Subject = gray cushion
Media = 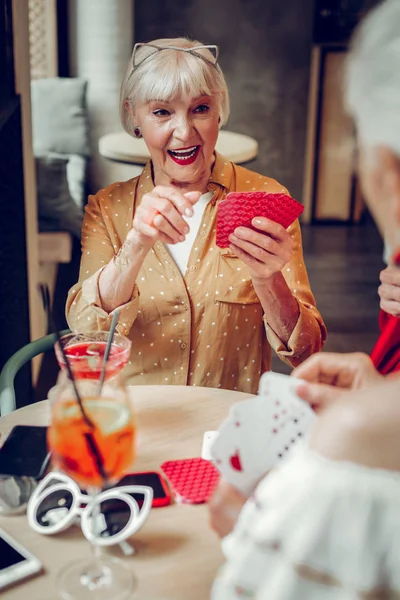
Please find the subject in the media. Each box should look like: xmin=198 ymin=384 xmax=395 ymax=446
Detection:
xmin=47 ymin=152 xmax=87 ymax=208
xmin=36 ymin=156 xmax=84 ymax=239
xmin=66 ymin=154 xmax=87 ymax=208
xmin=31 ymin=78 xmax=90 ymax=157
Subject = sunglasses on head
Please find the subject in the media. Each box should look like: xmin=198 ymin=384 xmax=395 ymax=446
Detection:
xmin=131 ymin=42 xmax=219 ymax=71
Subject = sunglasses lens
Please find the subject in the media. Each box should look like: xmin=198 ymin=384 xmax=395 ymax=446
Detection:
xmin=36 ymin=489 xmax=74 ymax=528
xmin=96 ymin=497 xmax=132 ymax=538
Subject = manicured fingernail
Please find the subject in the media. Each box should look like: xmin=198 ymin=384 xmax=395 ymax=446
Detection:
xmin=253 ymin=218 xmax=262 ymax=225
xmin=179 ymin=235 xmax=185 ymax=242
xmin=230 ymin=234 xmax=238 ymax=242
xmin=185 ymin=208 xmax=193 ymax=217
xmin=183 ymin=225 xmax=190 ymax=234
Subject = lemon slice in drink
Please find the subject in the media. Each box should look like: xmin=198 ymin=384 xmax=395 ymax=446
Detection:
xmin=62 ymin=399 xmax=131 ymax=435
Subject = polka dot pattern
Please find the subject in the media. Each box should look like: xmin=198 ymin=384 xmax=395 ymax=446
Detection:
xmin=66 ymin=153 xmax=326 ymax=394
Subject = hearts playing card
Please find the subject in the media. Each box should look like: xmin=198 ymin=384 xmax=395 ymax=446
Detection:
xmin=210 ymin=373 xmax=316 ymax=495
xmin=216 ymin=191 xmax=304 ymax=248
xmin=209 ymin=404 xmax=261 ymax=495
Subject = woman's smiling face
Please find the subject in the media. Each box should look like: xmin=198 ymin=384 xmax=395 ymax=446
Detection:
xmin=133 ymin=94 xmax=220 ymax=191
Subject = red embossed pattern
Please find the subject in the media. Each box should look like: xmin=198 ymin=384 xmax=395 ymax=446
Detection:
xmin=161 ymin=457 xmax=220 ymax=504
xmin=216 ymin=191 xmax=304 ymax=248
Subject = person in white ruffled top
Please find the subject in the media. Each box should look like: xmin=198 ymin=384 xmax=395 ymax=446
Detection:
xmin=211 ymin=1 xmax=400 ymax=598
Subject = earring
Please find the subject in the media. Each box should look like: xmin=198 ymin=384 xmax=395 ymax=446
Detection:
xmin=218 ymin=117 xmax=221 ymax=124
xmin=134 ymin=126 xmax=142 ymax=138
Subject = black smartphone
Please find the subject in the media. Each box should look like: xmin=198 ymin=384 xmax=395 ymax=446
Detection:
xmin=0 ymin=425 xmax=50 ymax=479
xmin=117 ymin=472 xmax=171 ymax=508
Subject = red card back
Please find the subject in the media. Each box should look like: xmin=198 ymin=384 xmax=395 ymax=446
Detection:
xmin=216 ymin=191 xmax=304 ymax=248
xmin=160 ymin=458 xmax=220 ymax=504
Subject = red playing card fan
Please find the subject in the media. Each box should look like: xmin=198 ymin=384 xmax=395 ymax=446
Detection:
xmin=160 ymin=458 xmax=220 ymax=504
xmin=216 ymin=191 xmax=304 ymax=248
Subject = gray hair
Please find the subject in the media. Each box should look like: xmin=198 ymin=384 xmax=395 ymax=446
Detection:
xmin=120 ymin=37 xmax=230 ymax=136
xmin=346 ymin=0 xmax=400 ymax=156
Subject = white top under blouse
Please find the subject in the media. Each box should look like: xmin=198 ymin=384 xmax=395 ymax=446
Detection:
xmin=166 ymin=191 xmax=213 ymax=275
xmin=211 ymin=443 xmax=400 ymax=599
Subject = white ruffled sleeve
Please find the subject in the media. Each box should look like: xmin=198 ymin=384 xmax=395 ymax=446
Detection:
xmin=212 ymin=444 xmax=400 ymax=600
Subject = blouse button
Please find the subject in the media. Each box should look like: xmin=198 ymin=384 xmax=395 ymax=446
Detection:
xmin=180 ymin=342 xmax=187 ymax=350
xmin=189 ymin=265 xmax=196 ymax=271
xmin=200 ymin=230 xmax=206 ymax=237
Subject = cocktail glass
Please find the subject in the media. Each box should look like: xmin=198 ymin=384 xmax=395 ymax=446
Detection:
xmin=55 ymin=331 xmax=131 ymax=381
xmin=48 ymin=372 xmax=137 ymax=600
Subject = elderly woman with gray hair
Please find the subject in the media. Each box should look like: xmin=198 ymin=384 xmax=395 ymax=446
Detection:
xmin=211 ymin=1 xmax=400 ymax=598
xmin=66 ymin=38 xmax=325 ymax=393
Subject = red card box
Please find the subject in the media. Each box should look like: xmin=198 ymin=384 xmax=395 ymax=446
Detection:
xmin=160 ymin=458 xmax=220 ymax=504
xmin=216 ymin=191 xmax=304 ymax=248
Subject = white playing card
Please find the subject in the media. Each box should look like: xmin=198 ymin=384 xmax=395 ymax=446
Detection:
xmin=258 ymin=371 xmax=316 ymax=464
xmin=229 ymin=396 xmax=290 ymax=489
xmin=210 ymin=407 xmax=260 ymax=495
xmin=210 ymin=373 xmax=317 ymax=496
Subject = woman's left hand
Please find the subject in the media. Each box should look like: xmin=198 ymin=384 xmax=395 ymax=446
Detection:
xmin=229 ymin=217 xmax=293 ymax=284
xmin=209 ymin=479 xmax=247 ymax=538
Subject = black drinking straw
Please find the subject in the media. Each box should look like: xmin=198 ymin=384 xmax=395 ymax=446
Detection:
xmin=39 ymin=284 xmax=107 ymax=483
xmin=97 ymin=310 xmax=120 ymax=395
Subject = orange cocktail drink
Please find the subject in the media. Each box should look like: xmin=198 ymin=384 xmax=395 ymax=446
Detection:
xmin=48 ymin=390 xmax=136 ymax=489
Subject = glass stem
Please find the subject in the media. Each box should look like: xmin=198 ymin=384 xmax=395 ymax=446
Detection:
xmin=87 ymin=486 xmax=103 ymax=566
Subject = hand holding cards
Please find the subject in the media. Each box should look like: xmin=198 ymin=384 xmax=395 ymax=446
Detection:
xmin=210 ymin=372 xmax=316 ymax=496
xmin=216 ymin=191 xmax=304 ymax=248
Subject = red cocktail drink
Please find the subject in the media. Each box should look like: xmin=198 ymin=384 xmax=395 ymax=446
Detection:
xmin=55 ymin=332 xmax=131 ymax=381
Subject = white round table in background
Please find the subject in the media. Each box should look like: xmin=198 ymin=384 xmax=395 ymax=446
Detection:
xmin=99 ymin=129 xmax=258 ymax=165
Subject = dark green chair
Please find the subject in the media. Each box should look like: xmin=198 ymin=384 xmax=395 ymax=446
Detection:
xmin=0 ymin=329 xmax=70 ymax=416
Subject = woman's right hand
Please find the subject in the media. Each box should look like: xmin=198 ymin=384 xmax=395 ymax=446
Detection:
xmin=378 ymin=265 xmax=400 ymax=317
xmin=128 ymin=186 xmax=201 ymax=249
xmin=291 ymin=352 xmax=383 ymax=412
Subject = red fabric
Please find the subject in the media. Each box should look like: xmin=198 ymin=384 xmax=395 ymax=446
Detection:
xmin=371 ymin=310 xmax=400 ymax=375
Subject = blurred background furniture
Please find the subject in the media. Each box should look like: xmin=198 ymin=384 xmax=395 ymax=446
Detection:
xmin=0 ymin=329 xmax=70 ymax=415
xmin=302 ymin=0 xmax=380 ymax=223
xmin=99 ymin=129 xmax=258 ymax=172
xmin=28 ymin=1 xmax=89 ymax=302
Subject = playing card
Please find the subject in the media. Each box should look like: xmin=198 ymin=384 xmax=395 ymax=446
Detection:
xmin=209 ymin=407 xmax=260 ymax=495
xmin=216 ymin=191 xmax=304 ymax=248
xmin=257 ymin=372 xmax=316 ymax=464
xmin=210 ymin=373 xmax=316 ymax=495
xmin=227 ymin=395 xmax=292 ymax=489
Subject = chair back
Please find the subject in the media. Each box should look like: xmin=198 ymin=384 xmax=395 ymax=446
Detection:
xmin=0 ymin=330 xmax=70 ymax=416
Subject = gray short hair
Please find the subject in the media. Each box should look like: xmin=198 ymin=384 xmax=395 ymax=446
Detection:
xmin=346 ymin=0 xmax=400 ymax=156
xmin=120 ymin=37 xmax=230 ymax=136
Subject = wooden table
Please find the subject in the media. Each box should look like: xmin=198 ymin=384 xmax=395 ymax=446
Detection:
xmin=0 ymin=385 xmax=251 ymax=600
xmin=98 ymin=130 xmax=259 ymax=165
